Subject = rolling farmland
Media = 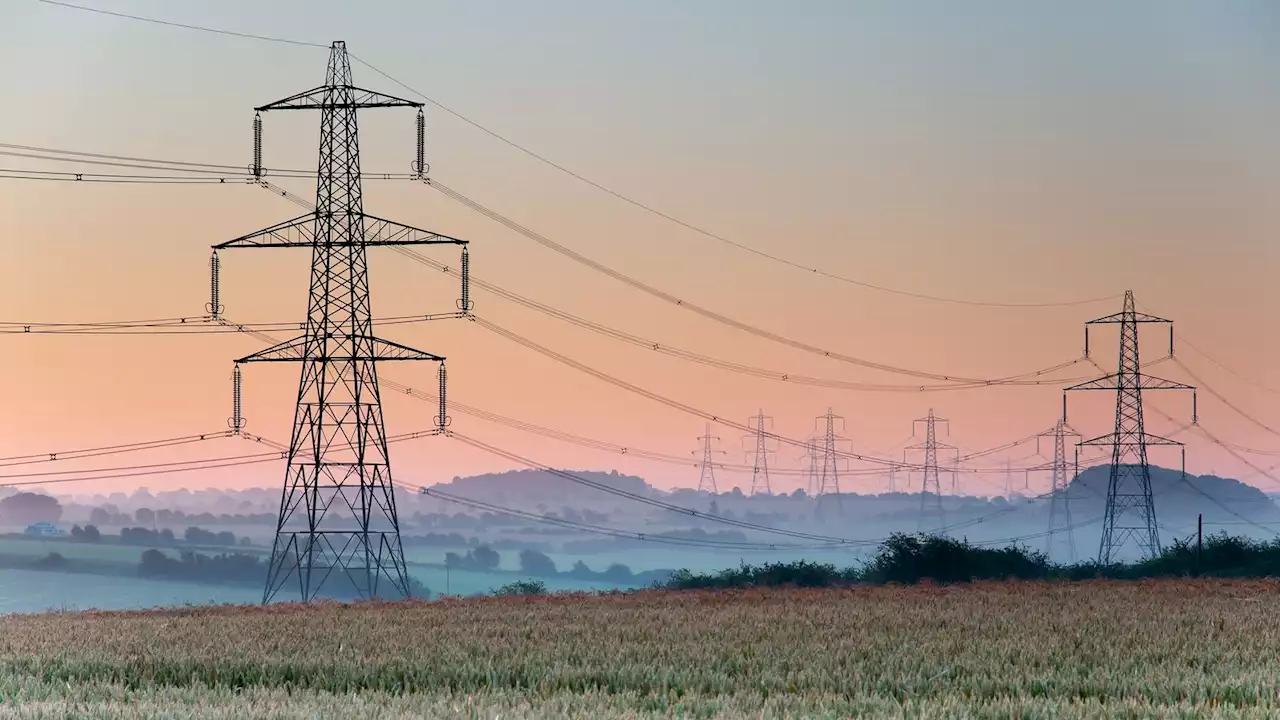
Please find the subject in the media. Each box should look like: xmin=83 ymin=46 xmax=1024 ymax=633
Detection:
xmin=1 ymin=580 xmax=1277 ymax=718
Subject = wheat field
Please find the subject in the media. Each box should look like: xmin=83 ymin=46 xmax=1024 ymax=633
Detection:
xmin=0 ymin=580 xmax=1277 ymax=718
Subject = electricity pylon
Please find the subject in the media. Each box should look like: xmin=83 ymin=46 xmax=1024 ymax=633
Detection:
xmin=1065 ymin=290 xmax=1196 ymax=564
xmin=814 ymin=408 xmax=851 ymax=520
xmin=906 ymin=409 xmax=956 ymax=534
xmin=215 ymin=41 xmax=468 ymax=603
xmin=1026 ymin=419 xmax=1082 ymax=562
xmin=744 ymin=411 xmax=775 ymax=496
xmin=694 ymin=423 xmax=724 ymax=493
xmin=800 ymin=437 xmax=821 ymax=496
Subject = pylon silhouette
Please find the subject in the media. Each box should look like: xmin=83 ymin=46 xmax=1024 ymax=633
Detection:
xmin=1066 ymin=290 xmax=1196 ymax=564
xmin=215 ymin=41 xmax=467 ymax=603
xmin=745 ymin=410 xmax=775 ymax=496
xmin=814 ymin=408 xmax=850 ymax=520
xmin=694 ymin=423 xmax=724 ymax=493
xmin=907 ymin=409 xmax=955 ymax=534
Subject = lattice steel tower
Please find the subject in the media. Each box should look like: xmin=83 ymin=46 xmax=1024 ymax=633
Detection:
xmin=745 ymin=411 xmax=774 ymax=496
xmin=694 ymin=423 xmax=724 ymax=493
xmin=800 ymin=437 xmax=821 ymax=496
xmin=1065 ymin=290 xmax=1195 ymax=564
xmin=907 ymin=409 xmax=954 ymax=534
xmin=814 ymin=408 xmax=850 ymax=519
xmin=215 ymin=41 xmax=467 ymax=603
xmin=1030 ymin=419 xmax=1081 ymax=563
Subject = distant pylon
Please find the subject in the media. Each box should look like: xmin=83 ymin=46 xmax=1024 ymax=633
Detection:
xmin=694 ymin=423 xmax=724 ymax=493
xmin=800 ymin=437 xmax=821 ymax=496
xmin=815 ymin=408 xmax=850 ymax=519
xmin=1039 ymin=418 xmax=1082 ymax=563
xmin=907 ymin=409 xmax=955 ymax=534
xmin=1003 ymin=459 xmax=1012 ymax=499
xmin=745 ymin=410 xmax=775 ymax=496
xmin=1066 ymin=290 xmax=1196 ymax=564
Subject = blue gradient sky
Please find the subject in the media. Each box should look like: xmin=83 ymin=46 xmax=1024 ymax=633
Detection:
xmin=1 ymin=1 xmax=1279 ymax=497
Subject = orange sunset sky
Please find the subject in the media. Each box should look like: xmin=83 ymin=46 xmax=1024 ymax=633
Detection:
xmin=1 ymin=1 xmax=1279 ymax=498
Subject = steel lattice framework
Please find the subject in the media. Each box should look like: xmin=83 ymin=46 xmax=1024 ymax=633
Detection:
xmin=215 ymin=41 xmax=466 ymax=603
xmin=1027 ymin=419 xmax=1081 ymax=562
xmin=694 ymin=423 xmax=722 ymax=493
xmin=1066 ymin=290 xmax=1195 ymax=564
xmin=814 ymin=408 xmax=850 ymax=520
xmin=908 ymin=409 xmax=954 ymax=533
xmin=746 ymin=411 xmax=774 ymax=496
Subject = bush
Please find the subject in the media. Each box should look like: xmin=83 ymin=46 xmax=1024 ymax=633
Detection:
xmin=492 ymin=580 xmax=547 ymax=597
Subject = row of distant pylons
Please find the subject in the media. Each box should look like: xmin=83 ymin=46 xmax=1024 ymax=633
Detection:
xmin=687 ymin=289 xmax=1197 ymax=566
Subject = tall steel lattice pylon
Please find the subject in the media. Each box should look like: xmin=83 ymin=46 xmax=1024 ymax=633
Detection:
xmin=745 ymin=411 xmax=775 ymax=496
xmin=814 ymin=408 xmax=850 ymax=519
xmin=907 ymin=409 xmax=955 ymax=534
xmin=694 ymin=423 xmax=724 ymax=493
xmin=215 ymin=41 xmax=469 ymax=603
xmin=1027 ymin=419 xmax=1082 ymax=563
xmin=1065 ymin=290 xmax=1196 ymax=564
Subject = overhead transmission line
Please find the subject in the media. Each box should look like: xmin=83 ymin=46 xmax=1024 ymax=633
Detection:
xmin=0 ymin=428 xmax=436 ymax=491
xmin=394 ymin=246 xmax=1092 ymax=393
xmin=212 ymin=315 xmax=1069 ymax=545
xmin=8 ymin=139 xmax=1094 ymax=386
xmin=421 ymin=178 xmax=1089 ymax=384
xmin=243 ymin=171 xmax=1094 ymax=393
xmin=36 ymin=0 xmax=1117 ymax=310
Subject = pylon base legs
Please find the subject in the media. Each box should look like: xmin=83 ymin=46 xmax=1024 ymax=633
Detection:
xmin=263 ymin=530 xmax=411 ymax=604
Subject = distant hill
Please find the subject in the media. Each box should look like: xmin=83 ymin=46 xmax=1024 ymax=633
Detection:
xmin=1068 ymin=464 xmax=1279 ymax=524
xmin=426 ymin=469 xmax=653 ymax=507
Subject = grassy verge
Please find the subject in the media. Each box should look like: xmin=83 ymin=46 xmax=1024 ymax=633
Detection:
xmin=0 ymin=581 xmax=1278 ymax=717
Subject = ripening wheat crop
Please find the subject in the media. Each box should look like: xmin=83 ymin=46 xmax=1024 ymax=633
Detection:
xmin=0 ymin=580 xmax=1277 ymax=718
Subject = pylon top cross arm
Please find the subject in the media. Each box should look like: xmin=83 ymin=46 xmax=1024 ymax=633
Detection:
xmin=255 ymin=85 xmax=423 ymax=112
xmin=1085 ymin=311 xmax=1170 ymax=325
xmin=214 ymin=212 xmax=467 ymax=250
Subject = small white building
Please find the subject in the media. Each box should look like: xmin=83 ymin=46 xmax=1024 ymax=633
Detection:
xmin=24 ymin=522 xmax=66 ymax=537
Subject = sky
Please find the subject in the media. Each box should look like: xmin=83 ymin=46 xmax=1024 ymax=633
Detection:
xmin=1 ymin=0 xmax=1280 ymax=498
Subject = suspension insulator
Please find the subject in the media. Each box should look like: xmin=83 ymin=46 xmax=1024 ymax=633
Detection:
xmin=207 ymin=251 xmax=223 ymax=319
xmin=230 ymin=364 xmax=245 ymax=433
xmin=436 ymin=362 xmax=449 ymax=431
xmin=456 ymin=246 xmax=473 ymax=313
xmin=414 ymin=108 xmax=427 ymax=179
xmin=252 ymin=112 xmax=264 ymax=179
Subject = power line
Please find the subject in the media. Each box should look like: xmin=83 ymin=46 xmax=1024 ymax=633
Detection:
xmin=36 ymin=0 xmax=1117 ymax=310
xmin=425 ymin=178 xmax=1093 ymax=384
xmin=248 ymin=172 xmax=1092 ymax=389
xmin=35 ymin=0 xmax=329 ymax=48
xmin=394 ymin=246 xmax=1092 ymax=393
xmin=1171 ymin=356 xmax=1280 ymax=440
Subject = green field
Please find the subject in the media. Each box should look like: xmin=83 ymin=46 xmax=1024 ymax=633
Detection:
xmin=1 ymin=579 xmax=1278 ymax=718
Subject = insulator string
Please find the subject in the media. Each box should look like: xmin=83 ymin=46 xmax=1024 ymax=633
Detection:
xmin=206 ymin=251 xmax=223 ymax=319
xmin=414 ymin=108 xmax=427 ymax=179
xmin=457 ymin=245 xmax=473 ymax=313
xmin=251 ymin=112 xmax=263 ymax=179
xmin=437 ymin=362 xmax=449 ymax=430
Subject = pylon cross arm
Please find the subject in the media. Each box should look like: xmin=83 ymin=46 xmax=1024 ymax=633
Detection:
xmin=1078 ymin=431 xmax=1183 ymax=448
xmin=237 ymin=335 xmax=444 ymax=363
xmin=1086 ymin=311 xmax=1170 ymax=325
xmin=255 ymin=84 xmax=422 ymax=112
xmin=214 ymin=213 xmax=466 ymax=250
